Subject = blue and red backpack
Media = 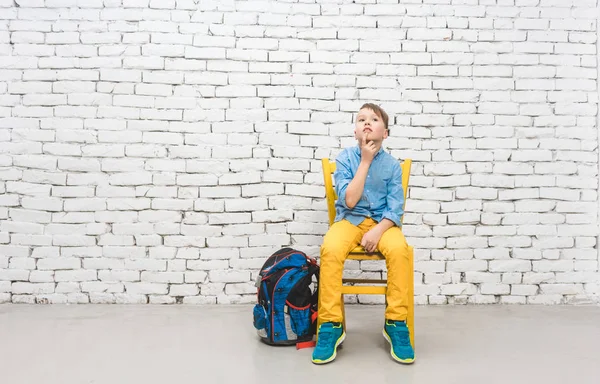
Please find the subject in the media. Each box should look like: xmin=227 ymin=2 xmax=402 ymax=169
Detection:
xmin=253 ymin=248 xmax=320 ymax=346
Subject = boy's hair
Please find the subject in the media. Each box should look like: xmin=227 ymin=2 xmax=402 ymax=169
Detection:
xmin=359 ymin=103 xmax=389 ymax=131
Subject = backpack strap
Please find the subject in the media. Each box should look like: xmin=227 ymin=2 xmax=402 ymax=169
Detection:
xmin=296 ymin=340 xmax=316 ymax=349
xmin=306 ymin=261 xmax=320 ymax=349
xmin=307 ymin=262 xmax=320 ymax=306
xmin=292 ymin=257 xmax=320 ymax=351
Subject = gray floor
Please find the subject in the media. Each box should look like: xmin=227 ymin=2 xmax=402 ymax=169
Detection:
xmin=1 ymin=304 xmax=599 ymax=384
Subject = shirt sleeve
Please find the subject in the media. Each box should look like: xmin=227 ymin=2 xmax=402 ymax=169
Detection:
xmin=333 ymin=151 xmax=353 ymax=209
xmin=382 ymin=161 xmax=404 ymax=227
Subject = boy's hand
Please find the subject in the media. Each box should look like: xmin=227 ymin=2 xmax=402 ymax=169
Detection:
xmin=360 ymin=134 xmax=378 ymax=163
xmin=361 ymin=227 xmax=383 ymax=253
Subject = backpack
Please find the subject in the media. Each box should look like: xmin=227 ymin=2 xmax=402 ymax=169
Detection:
xmin=252 ymin=247 xmax=320 ymax=346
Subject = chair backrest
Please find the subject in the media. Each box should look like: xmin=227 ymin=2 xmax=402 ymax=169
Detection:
xmin=321 ymin=158 xmax=412 ymax=227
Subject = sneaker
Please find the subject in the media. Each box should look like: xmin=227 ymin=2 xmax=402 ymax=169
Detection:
xmin=311 ymin=322 xmax=345 ymax=365
xmin=383 ymin=320 xmax=415 ymax=364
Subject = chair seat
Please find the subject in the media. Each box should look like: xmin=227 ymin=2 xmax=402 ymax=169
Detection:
xmin=348 ymin=246 xmax=385 ymax=260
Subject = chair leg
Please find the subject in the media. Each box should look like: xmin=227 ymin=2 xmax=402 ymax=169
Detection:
xmin=407 ymin=246 xmax=415 ymax=350
xmin=341 ymin=294 xmax=346 ymax=332
xmin=316 ymin=278 xmax=322 ymax=342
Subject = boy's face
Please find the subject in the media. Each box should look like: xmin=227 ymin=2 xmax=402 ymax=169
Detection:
xmin=354 ymin=108 xmax=388 ymax=145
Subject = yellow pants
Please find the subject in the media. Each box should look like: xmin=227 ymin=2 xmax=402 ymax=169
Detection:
xmin=319 ymin=218 xmax=410 ymax=322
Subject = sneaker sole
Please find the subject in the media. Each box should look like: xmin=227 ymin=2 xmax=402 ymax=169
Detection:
xmin=382 ymin=330 xmax=415 ymax=365
xmin=311 ymin=332 xmax=346 ymax=365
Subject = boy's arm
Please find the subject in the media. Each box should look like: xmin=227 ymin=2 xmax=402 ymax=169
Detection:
xmin=335 ymin=136 xmax=378 ymax=209
xmin=333 ymin=153 xmax=354 ymax=209
xmin=343 ymin=161 xmax=370 ymax=209
xmin=381 ymin=161 xmax=404 ymax=227
xmin=361 ymin=162 xmax=404 ymax=252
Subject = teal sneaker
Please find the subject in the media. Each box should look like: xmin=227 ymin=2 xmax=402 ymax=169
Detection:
xmin=383 ymin=320 xmax=415 ymax=364
xmin=311 ymin=322 xmax=345 ymax=365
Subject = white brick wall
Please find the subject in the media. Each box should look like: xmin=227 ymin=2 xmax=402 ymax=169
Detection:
xmin=0 ymin=0 xmax=599 ymax=305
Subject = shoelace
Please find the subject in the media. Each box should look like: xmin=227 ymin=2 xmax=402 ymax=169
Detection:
xmin=388 ymin=323 xmax=410 ymax=347
xmin=317 ymin=328 xmax=334 ymax=347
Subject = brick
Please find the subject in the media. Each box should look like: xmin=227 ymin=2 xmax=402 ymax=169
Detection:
xmin=166 ymin=284 xmax=198 ymax=296
xmin=193 ymin=35 xmax=235 ymax=48
xmin=12 ymin=282 xmax=55 ymax=295
xmin=465 ymin=272 xmax=500 ymax=284
xmin=489 ymin=260 xmax=531 ymax=273
xmin=209 ymin=270 xmax=250 ymax=283
xmin=447 ymin=260 xmax=487 ymax=272
xmin=54 ymin=270 xmax=97 ymax=282
xmin=554 ymin=272 xmax=597 ymax=284
xmin=223 ymin=282 xmax=255 ymax=295
xmin=526 ymin=294 xmax=564 ymax=305
xmin=124 ymin=283 xmax=168 ymax=295
xmin=440 ymin=284 xmax=477 ymax=296
xmin=141 ymin=272 xmax=183 ymax=284
xmin=540 ymin=283 xmax=584 ymax=295
xmin=480 ymin=284 xmax=510 ymax=295
xmin=509 ymin=284 xmax=538 ymax=296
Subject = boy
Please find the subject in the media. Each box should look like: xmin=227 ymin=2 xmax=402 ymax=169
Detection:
xmin=312 ymin=103 xmax=414 ymax=365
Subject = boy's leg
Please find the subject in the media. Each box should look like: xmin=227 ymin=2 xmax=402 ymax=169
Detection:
xmin=377 ymin=226 xmax=410 ymax=321
xmin=377 ymin=226 xmax=414 ymax=364
xmin=318 ymin=219 xmax=363 ymax=323
xmin=313 ymin=219 xmax=362 ymax=364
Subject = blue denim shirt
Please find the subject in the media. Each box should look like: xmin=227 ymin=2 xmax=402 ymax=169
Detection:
xmin=333 ymin=145 xmax=404 ymax=227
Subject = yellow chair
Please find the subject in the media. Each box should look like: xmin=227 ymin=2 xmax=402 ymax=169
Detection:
xmin=318 ymin=158 xmax=415 ymax=349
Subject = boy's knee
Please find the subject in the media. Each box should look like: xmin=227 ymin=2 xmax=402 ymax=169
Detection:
xmin=385 ymin=241 xmax=409 ymax=259
xmin=320 ymin=241 xmax=345 ymax=263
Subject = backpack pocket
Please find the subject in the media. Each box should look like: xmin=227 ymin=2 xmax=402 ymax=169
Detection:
xmin=285 ymin=302 xmax=311 ymax=338
xmin=253 ymin=304 xmax=268 ymax=339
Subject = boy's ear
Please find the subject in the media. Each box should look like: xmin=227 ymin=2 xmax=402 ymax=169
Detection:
xmin=383 ymin=128 xmax=389 ymax=139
